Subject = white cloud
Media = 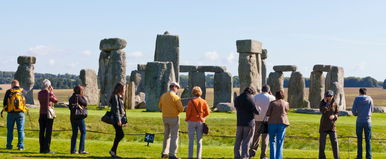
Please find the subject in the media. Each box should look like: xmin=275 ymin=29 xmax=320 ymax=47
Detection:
xmin=204 ymin=51 xmax=219 ymax=61
xmin=354 ymin=61 xmax=366 ymax=72
xmin=48 ymin=59 xmax=55 ymax=65
xmin=128 ymin=51 xmax=143 ymax=58
xmin=81 ymin=50 xmax=93 ymax=56
xmin=226 ymin=52 xmax=236 ymax=64
xmin=27 ymin=45 xmax=61 ymax=56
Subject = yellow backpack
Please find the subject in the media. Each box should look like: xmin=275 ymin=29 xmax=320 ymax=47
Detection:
xmin=5 ymin=88 xmax=27 ymax=112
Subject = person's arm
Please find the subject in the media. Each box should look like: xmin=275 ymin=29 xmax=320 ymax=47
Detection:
xmin=158 ymin=95 xmax=163 ymax=111
xmin=249 ymin=96 xmax=259 ymax=115
xmin=78 ymin=96 xmax=88 ymax=107
xmin=351 ymin=98 xmax=358 ymax=116
xmin=111 ymin=95 xmax=121 ymax=124
xmin=176 ymin=97 xmax=184 ymax=113
xmin=202 ymin=101 xmax=210 ymax=118
xmin=49 ymin=92 xmax=58 ymax=104
xmin=186 ymin=100 xmax=192 ymax=121
xmin=370 ymin=98 xmax=374 ymax=113
xmin=3 ymin=90 xmax=10 ymax=107
xmin=333 ymin=103 xmax=339 ymax=121
xmin=266 ymin=102 xmax=273 ymax=117
xmin=319 ymin=100 xmax=328 ymax=114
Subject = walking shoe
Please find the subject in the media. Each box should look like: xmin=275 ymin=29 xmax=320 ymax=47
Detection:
xmin=79 ymin=151 xmax=89 ymax=154
xmin=161 ymin=154 xmax=168 ymax=158
xmin=109 ymin=151 xmax=121 ymax=158
xmin=168 ymin=156 xmax=180 ymax=159
xmin=17 ymin=147 xmax=24 ymax=151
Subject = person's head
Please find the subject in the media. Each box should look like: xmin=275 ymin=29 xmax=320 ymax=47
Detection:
xmin=261 ymin=85 xmax=270 ymax=93
xmin=169 ymin=82 xmax=180 ymax=92
xmin=324 ymin=90 xmax=334 ymax=102
xmin=192 ymin=86 xmax=202 ymax=97
xmin=112 ymin=82 xmax=125 ymax=97
xmin=73 ymin=85 xmax=84 ymax=96
xmin=11 ymin=80 xmax=20 ymax=88
xmin=243 ymin=86 xmax=255 ymax=95
xmin=359 ymin=88 xmax=367 ymax=95
xmin=275 ymin=90 xmax=285 ymax=100
xmin=42 ymin=79 xmax=52 ymax=90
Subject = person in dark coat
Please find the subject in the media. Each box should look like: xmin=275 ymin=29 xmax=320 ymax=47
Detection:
xmin=234 ymin=86 xmax=259 ymax=159
xmin=319 ymin=90 xmax=339 ymax=159
xmin=68 ymin=85 xmax=88 ymax=154
xmin=109 ymin=83 xmax=126 ymax=158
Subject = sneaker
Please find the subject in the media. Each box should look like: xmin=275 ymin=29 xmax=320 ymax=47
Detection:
xmin=18 ymin=147 xmax=24 ymax=151
xmin=79 ymin=151 xmax=89 ymax=154
xmin=169 ymin=156 xmax=180 ymax=159
xmin=6 ymin=147 xmax=12 ymax=150
xmin=161 ymin=154 xmax=168 ymax=158
xmin=109 ymin=151 xmax=121 ymax=158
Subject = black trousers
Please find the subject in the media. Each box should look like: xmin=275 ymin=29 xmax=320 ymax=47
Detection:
xmin=319 ymin=131 xmax=339 ymax=159
xmin=111 ymin=124 xmax=124 ymax=153
xmin=39 ymin=114 xmax=54 ymax=153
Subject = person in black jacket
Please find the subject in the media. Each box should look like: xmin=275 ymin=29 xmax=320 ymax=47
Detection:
xmin=234 ymin=86 xmax=259 ymax=159
xmin=109 ymin=83 xmax=126 ymax=158
xmin=68 ymin=85 xmax=88 ymax=154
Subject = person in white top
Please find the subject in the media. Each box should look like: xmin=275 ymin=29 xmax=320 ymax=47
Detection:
xmin=249 ymin=85 xmax=276 ymax=159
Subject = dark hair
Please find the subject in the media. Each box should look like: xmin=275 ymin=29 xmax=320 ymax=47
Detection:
xmin=110 ymin=83 xmax=125 ymax=102
xmin=359 ymin=88 xmax=367 ymax=95
xmin=275 ymin=90 xmax=285 ymax=100
xmin=73 ymin=85 xmax=84 ymax=96
xmin=262 ymin=85 xmax=270 ymax=93
xmin=243 ymin=86 xmax=255 ymax=95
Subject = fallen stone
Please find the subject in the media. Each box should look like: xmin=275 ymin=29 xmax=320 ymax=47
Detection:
xmin=215 ymin=103 xmax=235 ymax=112
xmin=99 ymin=38 xmax=127 ymax=51
xmin=55 ymin=102 xmax=68 ymax=108
xmin=373 ymin=106 xmax=386 ymax=113
xmin=273 ymin=65 xmax=297 ymax=72
xmin=295 ymin=108 xmax=352 ymax=116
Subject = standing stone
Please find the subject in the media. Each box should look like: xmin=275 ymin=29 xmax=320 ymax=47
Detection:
xmin=80 ymin=69 xmax=99 ymax=105
xmin=154 ymin=31 xmax=180 ymax=82
xmin=236 ymin=39 xmax=262 ymax=93
xmin=267 ymin=71 xmax=284 ymax=94
xmin=325 ymin=66 xmax=346 ymax=110
xmin=130 ymin=70 xmax=145 ymax=94
xmin=383 ymin=79 xmax=386 ymax=89
xmin=98 ymin=38 xmax=126 ymax=106
xmin=14 ymin=56 xmax=36 ymax=104
xmin=188 ymin=71 xmax=206 ymax=99
xmin=124 ymin=82 xmax=135 ymax=109
xmin=214 ymin=72 xmax=233 ymax=107
xmin=288 ymin=72 xmax=310 ymax=108
xmin=309 ymin=70 xmax=325 ymax=108
xmin=261 ymin=49 xmax=268 ymax=85
xmin=144 ymin=61 xmax=176 ymax=112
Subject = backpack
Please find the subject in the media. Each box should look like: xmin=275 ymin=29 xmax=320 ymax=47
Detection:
xmin=5 ymin=88 xmax=27 ymax=112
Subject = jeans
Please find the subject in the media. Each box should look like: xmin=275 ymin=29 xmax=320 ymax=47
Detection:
xmin=250 ymin=121 xmax=269 ymax=159
xmin=234 ymin=125 xmax=255 ymax=159
xmin=319 ymin=131 xmax=339 ymax=159
xmin=268 ymin=124 xmax=287 ymax=159
xmin=111 ymin=123 xmax=124 ymax=153
xmin=71 ymin=119 xmax=86 ymax=153
xmin=39 ymin=114 xmax=54 ymax=153
xmin=6 ymin=112 xmax=25 ymax=149
xmin=356 ymin=121 xmax=372 ymax=159
xmin=162 ymin=117 xmax=180 ymax=157
xmin=188 ymin=121 xmax=203 ymax=159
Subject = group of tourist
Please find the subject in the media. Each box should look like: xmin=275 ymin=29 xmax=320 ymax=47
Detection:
xmin=2 ymin=79 xmax=374 ymax=159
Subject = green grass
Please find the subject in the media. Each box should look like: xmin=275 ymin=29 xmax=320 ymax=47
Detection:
xmin=1 ymin=108 xmax=386 ymax=158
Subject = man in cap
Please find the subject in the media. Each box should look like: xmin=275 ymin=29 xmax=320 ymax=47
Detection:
xmin=318 ymin=90 xmax=339 ymax=159
xmin=159 ymin=82 xmax=184 ymax=159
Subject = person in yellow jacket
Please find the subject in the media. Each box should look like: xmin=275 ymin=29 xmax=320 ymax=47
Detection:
xmin=159 ymin=82 xmax=184 ymax=159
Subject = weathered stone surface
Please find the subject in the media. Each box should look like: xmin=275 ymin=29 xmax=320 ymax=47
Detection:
xmin=134 ymin=92 xmax=146 ymax=109
xmin=80 ymin=69 xmax=99 ymax=105
xmin=144 ymin=61 xmax=176 ymax=112
xmin=180 ymin=65 xmax=197 ymax=72
xmin=181 ymin=88 xmax=191 ymax=98
xmin=238 ymin=53 xmax=260 ymax=93
xmin=99 ymin=38 xmax=127 ymax=51
xmin=313 ymin=64 xmax=332 ymax=72
xmin=215 ymin=103 xmax=235 ymax=112
xmin=197 ymin=66 xmax=226 ymax=73
xmin=14 ymin=56 xmax=35 ymax=104
xmin=288 ymin=72 xmax=310 ymax=108
xmin=181 ymin=98 xmax=192 ymax=108
xmin=262 ymin=60 xmax=267 ymax=85
xmin=214 ymin=72 xmax=233 ymax=107
xmin=98 ymin=48 xmax=126 ymax=106
xmin=154 ymin=32 xmax=180 ymax=82
xmin=309 ymin=71 xmax=325 ymax=108
xmin=55 ymin=102 xmax=68 ymax=108
xmin=383 ymin=79 xmax=386 ymax=89
xmin=124 ymin=82 xmax=135 ymax=109
xmin=325 ymin=66 xmax=346 ymax=110
xmin=267 ymin=72 xmax=284 ymax=94
xmin=188 ymin=71 xmax=206 ymax=99
xmin=130 ymin=70 xmax=145 ymax=94
xmin=261 ymin=49 xmax=267 ymax=60
xmin=236 ymin=40 xmax=262 ymax=54
xmin=137 ymin=64 xmax=146 ymax=71
xmin=17 ymin=56 xmax=36 ymax=64
xmin=273 ymin=65 xmax=297 ymax=72
xmin=374 ymin=106 xmax=386 ymax=113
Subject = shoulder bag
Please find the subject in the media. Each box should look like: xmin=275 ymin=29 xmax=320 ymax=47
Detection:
xmin=47 ymin=91 xmax=56 ymax=119
xmin=74 ymin=96 xmax=88 ymax=120
xmin=190 ymin=99 xmax=209 ymax=135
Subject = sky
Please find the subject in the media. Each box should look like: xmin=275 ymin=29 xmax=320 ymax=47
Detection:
xmin=1 ymin=1 xmax=386 ymax=80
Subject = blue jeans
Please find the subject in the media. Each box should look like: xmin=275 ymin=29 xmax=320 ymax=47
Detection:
xmin=7 ymin=112 xmax=25 ymax=149
xmin=268 ymin=124 xmax=287 ymax=159
xmin=71 ymin=119 xmax=86 ymax=153
xmin=356 ymin=121 xmax=372 ymax=159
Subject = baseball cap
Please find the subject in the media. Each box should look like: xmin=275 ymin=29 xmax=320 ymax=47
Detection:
xmin=170 ymin=82 xmax=180 ymax=88
xmin=324 ymin=90 xmax=334 ymax=97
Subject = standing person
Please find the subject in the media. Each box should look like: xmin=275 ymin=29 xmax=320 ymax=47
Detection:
xmin=234 ymin=86 xmax=259 ymax=159
xmin=266 ymin=90 xmax=289 ymax=159
xmin=318 ymin=90 xmax=339 ymax=159
xmin=109 ymin=83 xmax=126 ymax=158
xmin=250 ymin=85 xmax=275 ymax=159
xmin=38 ymin=79 xmax=58 ymax=154
xmin=159 ymin=82 xmax=184 ymax=159
xmin=185 ymin=86 xmax=211 ymax=159
xmin=352 ymin=88 xmax=374 ymax=159
xmin=68 ymin=85 xmax=88 ymax=154
xmin=2 ymin=80 xmax=27 ymax=150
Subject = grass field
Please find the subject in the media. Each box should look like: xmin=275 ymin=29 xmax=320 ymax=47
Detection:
xmin=0 ymin=88 xmax=385 ymax=158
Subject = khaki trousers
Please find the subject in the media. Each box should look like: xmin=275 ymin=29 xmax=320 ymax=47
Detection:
xmin=162 ymin=117 xmax=180 ymax=156
xmin=250 ymin=121 xmax=269 ymax=159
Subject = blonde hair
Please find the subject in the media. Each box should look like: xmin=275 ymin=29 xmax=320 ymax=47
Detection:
xmin=191 ymin=86 xmax=202 ymax=97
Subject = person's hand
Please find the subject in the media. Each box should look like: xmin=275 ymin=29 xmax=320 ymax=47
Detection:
xmin=117 ymin=122 xmax=122 ymax=127
xmin=329 ymin=115 xmax=335 ymax=120
xmin=48 ymin=86 xmax=53 ymax=92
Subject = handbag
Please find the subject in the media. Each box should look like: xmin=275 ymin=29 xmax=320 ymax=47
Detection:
xmin=101 ymin=111 xmax=114 ymax=124
xmin=47 ymin=91 xmax=56 ymax=119
xmin=74 ymin=97 xmax=88 ymax=120
xmin=190 ymin=99 xmax=209 ymax=135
